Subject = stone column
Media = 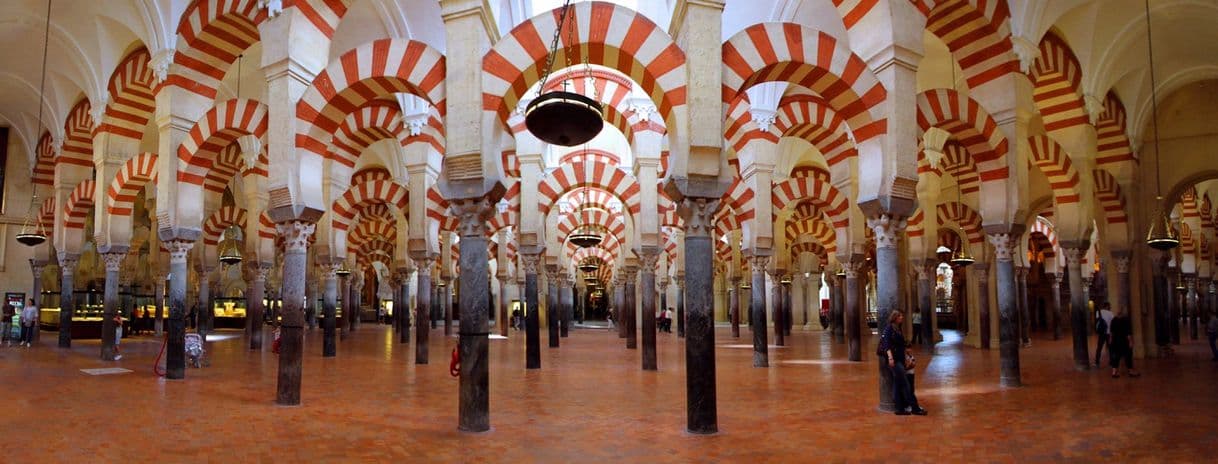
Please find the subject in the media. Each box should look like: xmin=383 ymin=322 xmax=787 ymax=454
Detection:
xmin=321 ymin=263 xmax=339 ymax=357
xmin=770 ymin=270 xmax=784 ymax=347
xmin=1049 ymin=273 xmax=1063 ymax=340
xmin=398 ymin=271 xmax=412 ymax=344
xmin=869 ymin=215 xmax=906 ymax=412
xmin=248 ymin=263 xmax=271 ymax=350
xmin=808 ymin=271 xmax=823 ymax=329
xmin=413 ymin=256 xmax=434 ymax=364
xmin=559 ymin=273 xmax=572 ymax=338
xmin=1112 ymin=251 xmax=1133 ymax=345
xmin=989 ymin=233 xmax=1022 ymax=387
xmin=198 ymin=266 xmax=212 ymax=339
xmin=1168 ymin=269 xmax=1181 ymax=344
xmin=498 ymin=278 xmax=509 ymax=336
xmin=728 ymin=277 xmax=741 ymax=338
xmin=338 ymin=274 xmax=350 ymax=340
xmin=831 ymin=273 xmax=845 ymax=343
xmin=914 ymin=261 xmax=935 ymax=352
xmin=155 ymin=272 xmax=165 ymax=336
xmin=783 ymin=278 xmax=793 ymax=336
xmin=164 ymin=241 xmax=194 ymax=380
xmin=449 ymin=198 xmax=495 ymax=433
xmin=520 ymin=253 xmax=542 ymax=369
xmin=1186 ymin=276 xmax=1199 ymax=340
xmin=442 ymin=276 xmax=453 ymax=336
xmin=972 ymin=264 xmax=991 ymax=350
xmin=614 ymin=279 xmax=626 ymax=339
xmin=748 ymin=254 xmax=770 ymax=367
xmin=844 ymin=261 xmax=863 ymax=361
xmin=29 ymin=261 xmax=45 ymax=342
xmin=431 ymin=282 xmax=441 ymax=330
xmin=676 ymin=278 xmax=686 ymax=338
xmin=349 ymin=275 xmax=362 ymax=333
xmin=100 ymin=252 xmax=125 ymax=360
xmin=638 ymin=249 xmax=660 ymax=371
xmin=57 ymin=254 xmax=80 ymax=348
xmin=676 ymin=195 xmax=719 ymax=434
xmin=1064 ymin=247 xmax=1090 ymax=370
xmin=546 ymin=269 xmax=560 ymax=348
xmin=275 ymin=221 xmax=314 ymax=406
xmin=623 ymin=266 xmax=639 ymax=350
xmin=1017 ymin=266 xmax=1030 ymax=346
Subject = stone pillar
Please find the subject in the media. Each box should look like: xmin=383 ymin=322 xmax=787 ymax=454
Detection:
xmin=1017 ymin=266 xmax=1030 ymax=346
xmin=869 ymin=215 xmax=906 ymax=411
xmin=973 ymin=264 xmax=991 ymax=350
xmin=1064 ymin=247 xmax=1090 ymax=370
xmin=1186 ymin=276 xmax=1199 ymax=340
xmin=155 ymin=272 xmax=165 ymax=336
xmin=100 ymin=252 xmax=125 ymax=360
xmin=546 ymin=269 xmax=560 ymax=348
xmin=306 ymin=274 xmax=317 ymax=330
xmin=638 ymin=249 xmax=660 ymax=370
xmin=1168 ymin=269 xmax=1181 ymax=344
xmin=520 ymin=253 xmax=542 ymax=369
xmin=748 ymin=254 xmax=770 ymax=367
xmin=1049 ymin=273 xmax=1063 ymax=340
xmin=770 ymin=270 xmax=784 ymax=347
xmin=614 ymin=279 xmax=626 ymax=339
xmin=989 ymin=233 xmax=1022 ymax=388
xmin=338 ymin=274 xmax=350 ymax=340
xmin=248 ymin=263 xmax=271 ymax=350
xmin=275 ymin=221 xmax=314 ymax=406
xmin=623 ymin=266 xmax=639 ymax=350
xmin=164 ymin=241 xmax=194 ymax=380
xmin=559 ymin=273 xmax=572 ymax=338
xmin=198 ymin=266 xmax=212 ymax=339
xmin=677 ymin=279 xmax=686 ymax=338
xmin=1151 ymin=253 xmax=1170 ymax=352
xmin=398 ymin=271 xmax=412 ymax=344
xmin=442 ymin=276 xmax=453 ymax=336
xmin=783 ymin=277 xmax=793 ymax=336
xmin=321 ymin=263 xmax=338 ymax=357
xmin=450 ymin=198 xmax=495 ymax=434
xmin=498 ymin=278 xmax=509 ymax=336
xmin=413 ymin=256 xmax=434 ymax=364
xmin=29 ymin=261 xmax=45 ymax=342
xmin=915 ymin=261 xmax=935 ymax=352
xmin=729 ymin=277 xmax=741 ymax=338
xmin=57 ymin=254 xmax=80 ymax=348
xmin=831 ymin=273 xmax=845 ymax=342
xmin=675 ymin=195 xmax=719 ymax=434
xmin=349 ymin=275 xmax=362 ymax=333
xmin=844 ymin=261 xmax=862 ymax=361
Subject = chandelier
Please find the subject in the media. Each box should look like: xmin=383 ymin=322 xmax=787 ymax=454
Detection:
xmin=218 ymin=226 xmax=243 ymax=266
xmin=336 ymin=263 xmax=352 ymax=278
xmin=1141 ymin=0 xmax=1179 ymax=250
xmin=16 ymin=0 xmax=53 ymax=248
xmin=569 ymin=185 xmax=603 ymax=248
xmin=949 ymin=242 xmax=976 ymax=267
xmin=577 ymin=257 xmax=600 ymax=273
xmin=523 ymin=0 xmax=603 ymax=146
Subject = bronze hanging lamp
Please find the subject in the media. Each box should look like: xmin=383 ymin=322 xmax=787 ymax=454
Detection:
xmin=218 ymin=226 xmax=243 ymax=266
xmin=16 ymin=0 xmax=54 ymax=248
xmin=948 ymin=180 xmax=975 ymax=267
xmin=523 ymin=0 xmax=603 ymax=146
xmin=577 ymin=257 xmax=600 ymax=273
xmin=336 ymin=263 xmax=352 ymax=278
xmin=569 ymin=183 xmax=603 ymax=248
xmin=1141 ymin=0 xmax=1179 ymax=250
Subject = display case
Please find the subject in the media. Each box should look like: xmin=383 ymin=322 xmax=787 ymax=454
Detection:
xmin=212 ymin=297 xmax=247 ymax=329
xmin=313 ymin=297 xmax=344 ymax=324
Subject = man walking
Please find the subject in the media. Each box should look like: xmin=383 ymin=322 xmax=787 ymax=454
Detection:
xmin=19 ymin=298 xmax=38 ymax=347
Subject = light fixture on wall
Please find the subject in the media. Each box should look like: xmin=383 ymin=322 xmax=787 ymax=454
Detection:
xmin=16 ymin=0 xmax=53 ymax=248
xmin=1142 ymin=0 xmax=1180 ymax=251
xmin=523 ymin=0 xmax=603 ymax=146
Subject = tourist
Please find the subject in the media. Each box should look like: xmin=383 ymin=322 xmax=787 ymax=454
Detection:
xmin=1205 ymin=311 xmax=1218 ymax=362
xmin=20 ymin=299 xmax=38 ymax=347
xmin=911 ymin=310 xmax=923 ymax=345
xmin=1107 ymin=308 xmax=1139 ymax=378
xmin=2 ymin=301 xmax=14 ymax=347
xmin=511 ymin=307 xmax=522 ymax=330
xmin=878 ymin=310 xmax=926 ymax=416
xmin=1094 ymin=304 xmax=1112 ymax=367
xmin=112 ymin=313 xmax=123 ymax=361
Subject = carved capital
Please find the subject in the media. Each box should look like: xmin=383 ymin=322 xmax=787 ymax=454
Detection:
xmin=165 ymin=240 xmax=194 ymax=264
xmin=621 ymin=266 xmax=639 ymax=282
xmin=973 ymin=265 xmax=989 ymax=283
xmin=636 ymin=248 xmax=661 ymax=271
xmin=867 ymin=214 xmax=907 ymax=250
xmin=1063 ymin=247 xmax=1085 ymax=267
xmin=678 ymin=197 xmax=720 ymax=238
xmin=102 ymin=252 xmax=125 ymax=273
xmin=913 ymin=262 xmax=934 ymax=281
xmin=253 ymin=263 xmax=273 ymax=283
xmin=150 ymin=49 xmax=174 ymax=84
xmin=276 ymin=220 xmax=315 ymax=253
xmin=987 ymin=233 xmax=1018 ymax=262
xmin=843 ymin=260 xmax=864 ymax=279
xmin=519 ymin=253 xmax=541 ymax=274
xmin=321 ymin=262 xmax=340 ymax=280
xmin=449 ymin=198 xmax=494 ymax=238
xmin=403 ymin=113 xmax=428 ymax=137
xmin=1114 ymin=255 xmax=1131 ymax=274
xmin=30 ymin=262 xmax=45 ymax=276
xmin=413 ymin=257 xmax=435 ymax=278
xmin=260 ymin=0 xmax=283 ymax=17
xmin=748 ymin=255 xmax=770 ymax=275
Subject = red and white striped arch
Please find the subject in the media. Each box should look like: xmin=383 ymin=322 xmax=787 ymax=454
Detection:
xmin=1032 ymin=33 xmax=1088 ymax=133
xmin=99 ymin=47 xmax=156 ymax=140
xmin=714 ymin=206 xmax=742 ymax=238
xmin=941 ymin=142 xmax=980 ymax=195
xmin=916 ymin=89 xmax=1009 ymax=179
xmin=330 ymin=102 xmax=407 ymax=168
xmin=483 ymin=2 xmax=686 ymax=127
xmin=772 ymin=176 xmax=851 ymax=228
xmin=1095 ymin=91 xmax=1135 ymax=165
xmin=530 ymin=68 xmax=663 ymax=139
xmin=486 ymin=211 xmax=517 ymax=238
xmin=789 ymin=240 xmax=828 ymax=265
xmin=722 ymin=23 xmax=887 ymax=142
xmin=789 ymin=199 xmax=825 ymax=223
xmin=350 ymin=166 xmax=392 ymax=186
xmin=63 ymin=180 xmax=95 ymax=230
xmin=349 ymin=218 xmax=396 ymax=249
xmin=106 ymin=153 xmax=158 ymax=216
xmin=352 ymin=239 xmax=395 ymax=266
xmin=774 ymin=95 xmax=857 ymax=166
xmin=937 ymin=227 xmax=962 ymax=252
xmin=39 ymin=197 xmax=55 ymax=231
xmin=204 ymin=144 xmax=266 ymax=197
xmin=60 ymin=99 xmax=95 ymax=169
xmin=258 ymin=211 xmax=277 ymax=242
xmin=1180 ymin=222 xmax=1195 ymax=255
xmin=907 ymin=209 xmax=926 ymax=241
xmin=537 ymin=160 xmax=641 ymax=216
xmin=202 ymin=205 xmax=248 ymax=246
xmin=718 ymin=178 xmax=754 ymax=226
xmin=921 ymin=0 xmax=1017 ymax=89
xmin=558 ymin=149 xmax=622 ymax=167
xmin=937 ymin=201 xmax=984 ymax=244
xmin=1201 ymin=194 xmax=1213 ymax=232
xmin=331 ymin=179 xmax=409 ymax=232
xmin=166 ymin=0 xmax=264 ymax=99
xmin=427 ymin=186 xmax=456 ymax=232
xmin=177 ymin=99 xmax=269 ymax=189
xmin=296 ymin=39 xmax=445 ymax=160
xmin=1091 ymin=169 xmax=1128 ymax=225
xmin=784 ymin=217 xmax=837 ymax=256
xmin=353 ymin=202 xmax=395 ymax=225
xmin=289 ymin=0 xmax=351 ymax=39
xmin=558 ymin=209 xmax=626 ymax=245
xmin=571 ymin=246 xmax=616 ymax=268
xmin=33 ymin=132 xmax=56 ymax=186
xmin=722 ymin=95 xmax=779 ymax=157
xmin=1028 ymin=135 xmax=1081 ymax=205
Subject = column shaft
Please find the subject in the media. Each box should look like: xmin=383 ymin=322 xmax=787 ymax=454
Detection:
xmin=639 ymin=252 xmax=659 ymax=370
xmin=165 ymin=242 xmax=193 ymax=380
xmin=729 ymin=280 xmax=740 ymax=338
xmin=1065 ymin=248 xmax=1090 ymax=370
xmin=749 ymin=256 xmax=769 ymax=367
xmin=452 ymin=200 xmax=493 ymax=433
xmin=560 ymin=280 xmax=572 ymax=338
xmin=771 ymin=273 xmax=784 ymax=347
xmin=547 ymin=274 xmax=560 ymax=348
xmin=101 ymin=253 xmax=123 ymax=361
xmin=414 ymin=258 xmax=434 ymax=364
xmin=624 ymin=271 xmax=637 ymax=349
xmin=322 ymin=267 xmax=338 ymax=357
xmin=29 ymin=263 xmax=44 ymax=343
xmin=870 ymin=215 xmax=906 ymax=412
xmin=275 ymin=221 xmax=313 ymax=406
xmin=499 ymin=279 xmax=509 ymax=336
xmin=248 ymin=265 xmax=269 ymax=350
xmin=916 ymin=263 xmax=934 ymax=352
xmin=679 ymin=197 xmax=717 ymax=434
xmin=1050 ymin=274 xmax=1063 ymax=340
xmin=676 ymin=282 xmax=686 ymax=338
xmin=976 ymin=266 xmax=991 ymax=350
xmin=58 ymin=256 xmax=79 ymax=348
xmin=844 ymin=268 xmax=861 ymax=361
xmin=522 ymin=255 xmax=541 ymax=369
xmin=990 ymin=234 xmax=1022 ymax=387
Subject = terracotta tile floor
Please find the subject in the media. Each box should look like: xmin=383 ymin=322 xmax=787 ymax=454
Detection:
xmin=1 ymin=323 xmax=1215 ymax=462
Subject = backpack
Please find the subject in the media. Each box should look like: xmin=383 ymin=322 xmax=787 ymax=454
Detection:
xmin=1095 ymin=317 xmax=1108 ymax=334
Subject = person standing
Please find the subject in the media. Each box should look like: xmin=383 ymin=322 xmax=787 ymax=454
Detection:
xmin=2 ymin=302 xmax=15 ymax=347
xmin=1094 ymin=304 xmax=1113 ymax=367
xmin=911 ymin=310 xmax=923 ymax=345
xmin=112 ymin=313 xmax=124 ymax=360
xmin=19 ymin=299 xmax=38 ymax=347
xmin=878 ymin=310 xmax=927 ymax=416
xmin=1205 ymin=312 xmax=1218 ymax=362
xmin=1108 ymin=309 xmax=1139 ymax=378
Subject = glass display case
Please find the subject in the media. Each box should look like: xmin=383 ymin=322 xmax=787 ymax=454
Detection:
xmin=212 ymin=297 xmax=247 ymax=329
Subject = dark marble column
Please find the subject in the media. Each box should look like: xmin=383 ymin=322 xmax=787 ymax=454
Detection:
xmin=1151 ymin=252 xmax=1170 ymax=352
xmin=868 ymin=215 xmax=906 ymax=412
xmin=676 ymin=195 xmax=718 ymax=434
xmin=164 ymin=241 xmax=194 ymax=380
xmin=1049 ymin=273 xmax=1063 ymax=340
xmin=449 ymin=198 xmax=495 ymax=433
xmin=442 ymin=276 xmax=453 ymax=336
xmin=520 ymin=253 xmax=542 ymax=369
xmin=1064 ymin=247 xmax=1090 ymax=370
xmin=306 ymin=274 xmax=318 ymax=330
xmin=1017 ymin=266 xmax=1030 ymax=347
xmin=248 ymin=263 xmax=271 ymax=350
xmin=624 ymin=266 xmax=639 ymax=350
xmin=783 ymin=278 xmax=793 ymax=336
xmin=29 ymin=261 xmax=45 ymax=343
xmin=154 ymin=271 xmax=165 ymax=336
xmin=559 ymin=273 xmax=571 ymax=338
xmin=338 ymin=274 xmax=350 ymax=340
xmin=57 ymin=254 xmax=80 ymax=348
xmin=614 ymin=279 xmax=626 ymax=338
xmin=1112 ymin=251 xmax=1132 ymax=334
xmin=844 ymin=261 xmax=862 ymax=361
xmin=832 ymin=273 xmax=846 ymax=343
xmin=989 ymin=233 xmax=1022 ymax=388
xmin=770 ymin=270 xmax=784 ymax=347
xmin=321 ymin=263 xmax=338 ymax=357
xmin=729 ymin=277 xmax=741 ymax=338
xmin=100 ymin=252 xmax=124 ymax=361
xmin=748 ymin=254 xmax=770 ymax=367
xmin=349 ymin=275 xmax=362 ymax=333
xmin=1186 ymin=275 xmax=1199 ymax=340
xmin=676 ymin=278 xmax=686 ymax=338
xmin=546 ymin=269 xmax=560 ymax=348
xmin=198 ymin=266 xmax=212 ymax=339
xmin=498 ymin=278 xmax=509 ymax=337
xmin=974 ymin=264 xmax=991 ymax=350
xmin=638 ymin=249 xmax=660 ymax=370
xmin=915 ymin=261 xmax=935 ymax=352
xmin=275 ymin=221 xmax=314 ymax=406
xmin=431 ymin=282 xmax=441 ymax=330
xmin=413 ymin=256 xmax=434 ymax=364
xmin=1168 ymin=270 xmax=1181 ymax=344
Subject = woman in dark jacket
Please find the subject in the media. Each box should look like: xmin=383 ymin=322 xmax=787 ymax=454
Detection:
xmin=879 ymin=310 xmax=927 ymax=415
xmin=1108 ymin=309 xmax=1140 ymax=378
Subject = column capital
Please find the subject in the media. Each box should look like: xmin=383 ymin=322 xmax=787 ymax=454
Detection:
xmin=747 ymin=254 xmax=770 ymax=274
xmin=676 ymin=197 xmax=720 ymax=238
xmin=29 ymin=259 xmax=46 ymax=275
xmin=843 ymin=260 xmax=864 ymax=279
xmin=519 ymin=253 xmax=541 ymax=274
xmin=635 ymin=247 xmax=661 ymax=271
xmin=252 ymin=262 xmax=273 ymax=283
xmin=101 ymin=252 xmax=125 ymax=273
xmin=449 ymin=197 xmax=495 ymax=238
xmin=972 ymin=264 xmax=989 ymax=283
xmin=987 ymin=233 xmax=1019 ymax=262
xmin=1063 ymin=247 xmax=1085 ymax=267
xmin=164 ymin=240 xmax=195 ymax=264
xmin=912 ymin=261 xmax=934 ymax=281
xmin=413 ymin=256 xmax=436 ymax=278
xmin=321 ymin=262 xmax=340 ymax=280
xmin=867 ymin=214 xmax=907 ymax=250
xmin=1113 ymin=254 xmax=1131 ymax=274
xmin=621 ymin=265 xmax=639 ymax=282
xmin=276 ymin=220 xmax=316 ymax=253
xmin=57 ymin=253 xmax=81 ymax=274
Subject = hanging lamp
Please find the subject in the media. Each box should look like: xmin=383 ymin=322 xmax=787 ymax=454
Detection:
xmin=523 ymin=0 xmax=603 ymax=146
xmin=218 ymin=226 xmax=243 ymax=266
xmin=569 ymin=176 xmax=603 ymax=248
xmin=336 ymin=263 xmax=352 ymax=278
xmin=577 ymin=257 xmax=600 ymax=273
xmin=1141 ymin=0 xmax=1179 ymax=250
xmin=948 ymin=178 xmax=975 ymax=267
xmin=16 ymin=0 xmax=54 ymax=248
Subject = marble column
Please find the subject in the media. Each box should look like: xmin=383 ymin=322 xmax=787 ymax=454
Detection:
xmin=1017 ymin=266 xmax=1030 ymax=347
xmin=676 ymin=196 xmax=718 ymax=434
xmin=1049 ymin=273 xmax=1063 ymax=340
xmin=338 ymin=274 xmax=350 ymax=340
xmin=808 ymin=272 xmax=823 ymax=329
xmin=450 ymin=198 xmax=494 ymax=433
xmin=676 ymin=279 xmax=686 ymax=338
xmin=546 ymin=270 xmax=560 ymax=348
xmin=198 ymin=266 xmax=212 ymax=339
xmin=413 ymin=256 xmax=434 ymax=364
xmin=973 ymin=265 xmax=991 ymax=350
xmin=614 ymin=279 xmax=626 ymax=339
xmin=624 ymin=266 xmax=639 ymax=350
xmin=349 ymin=275 xmax=362 ymax=333
xmin=1064 ymin=247 xmax=1090 ymax=370
xmin=520 ymin=253 xmax=542 ymax=369
xmin=100 ymin=252 xmax=125 ymax=361
xmin=783 ymin=277 xmax=793 ymax=336
xmin=559 ymin=273 xmax=571 ymax=338
xmin=844 ymin=262 xmax=862 ymax=362
xmin=431 ymin=282 xmax=441 ymax=330
xmin=1113 ymin=251 xmax=1132 ymax=330
xmin=321 ymin=263 xmax=338 ymax=357
xmin=748 ymin=254 xmax=770 ymax=367
xmin=498 ymin=278 xmax=509 ymax=337
xmin=1186 ymin=276 xmax=1199 ymax=340
xmin=915 ymin=261 xmax=935 ymax=352
xmin=832 ymin=273 xmax=846 ymax=343
xmin=155 ymin=272 xmax=165 ymax=336
xmin=306 ymin=275 xmax=318 ymax=330
xmin=638 ymin=249 xmax=660 ymax=371
xmin=275 ymin=221 xmax=314 ymax=406
xmin=729 ymin=277 xmax=741 ymax=338
xmin=870 ymin=215 xmax=906 ymax=412
xmin=1168 ymin=270 xmax=1180 ymax=344
xmin=770 ymin=270 xmax=784 ymax=347
xmin=57 ymin=254 xmax=80 ymax=348
xmin=1150 ymin=253 xmax=1170 ymax=351
xmin=989 ymin=233 xmax=1022 ymax=387
xmin=165 ymin=241 xmax=194 ymax=380
xmin=442 ymin=276 xmax=453 ymax=336
xmin=399 ymin=271 xmax=412 ymax=344
xmin=248 ymin=263 xmax=271 ymax=350
xmin=29 ymin=261 xmax=45 ymax=343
